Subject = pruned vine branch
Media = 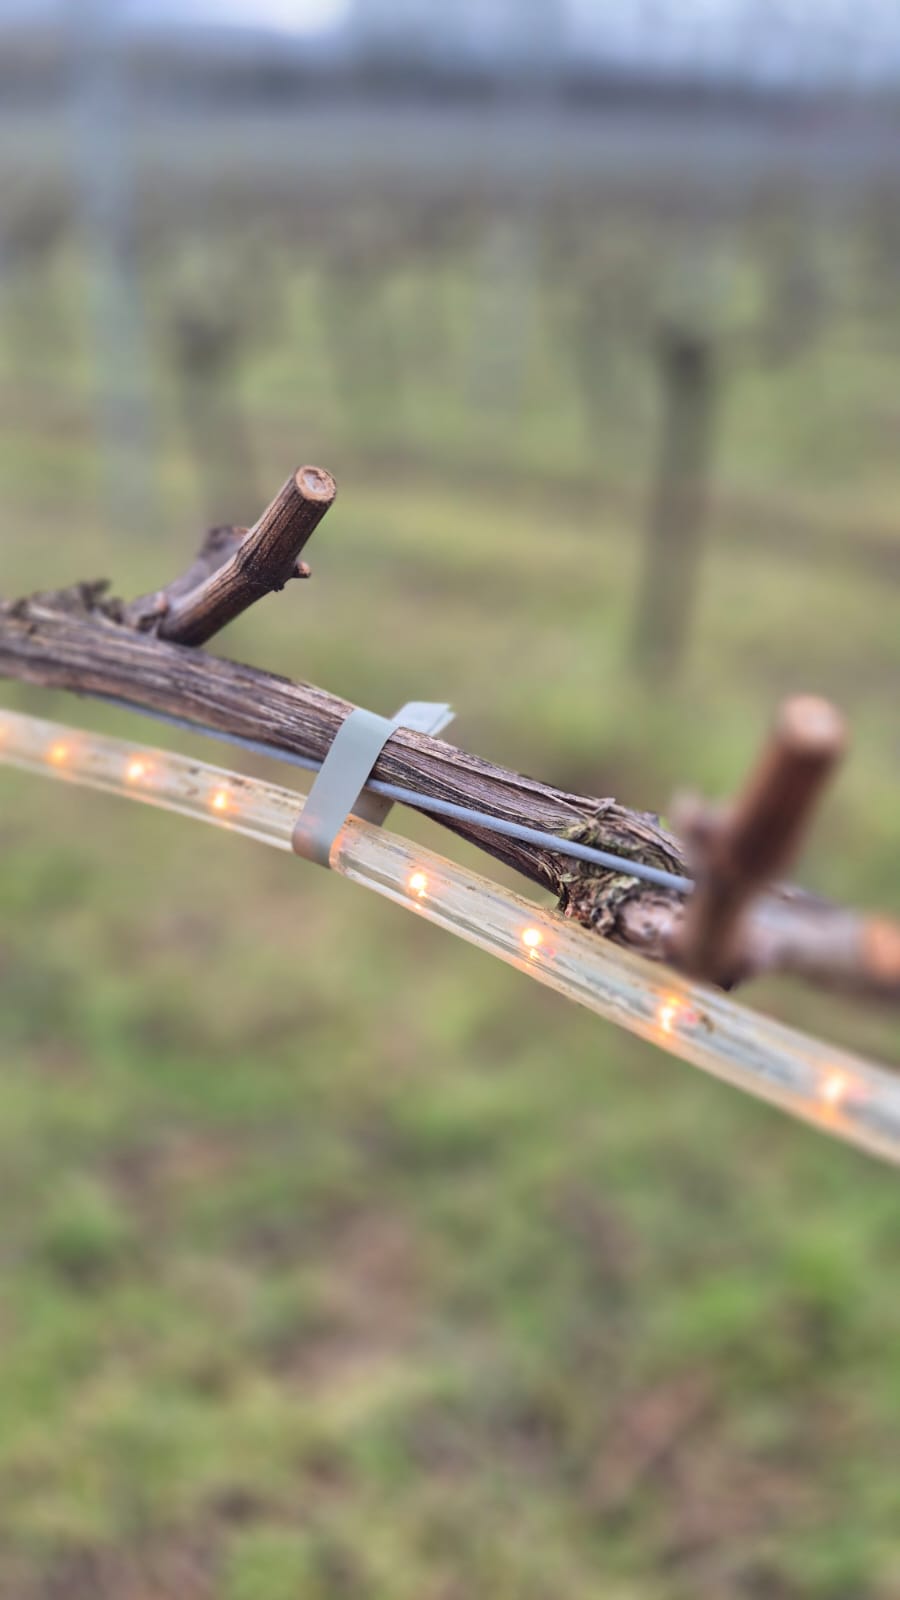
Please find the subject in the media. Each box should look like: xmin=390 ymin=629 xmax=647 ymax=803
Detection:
xmin=124 ymin=466 xmax=334 ymax=645
xmin=1 ymin=464 xmax=898 ymax=1004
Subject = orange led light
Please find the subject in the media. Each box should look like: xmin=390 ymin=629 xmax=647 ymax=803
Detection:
xmin=657 ymin=995 xmax=683 ymax=1035
xmin=408 ymin=871 xmax=429 ymax=899
xmin=47 ymin=741 xmax=70 ymax=766
xmin=821 ymin=1071 xmax=849 ymax=1109
xmin=210 ymin=788 xmax=231 ymax=813
xmin=125 ymin=757 xmax=151 ymax=784
xmin=521 ymin=926 xmax=543 ymax=958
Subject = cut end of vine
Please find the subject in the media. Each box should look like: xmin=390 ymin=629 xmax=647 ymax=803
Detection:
xmin=294 ymin=465 xmax=336 ymax=503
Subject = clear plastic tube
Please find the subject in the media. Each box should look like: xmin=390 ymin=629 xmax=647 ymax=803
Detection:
xmin=2 ymin=707 xmax=899 ymax=1167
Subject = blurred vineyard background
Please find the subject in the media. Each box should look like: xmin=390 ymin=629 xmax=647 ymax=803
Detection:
xmin=1 ymin=4 xmax=900 ymax=1597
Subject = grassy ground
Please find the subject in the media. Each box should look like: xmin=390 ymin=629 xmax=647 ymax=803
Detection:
xmin=1 ymin=239 xmax=900 ymax=1598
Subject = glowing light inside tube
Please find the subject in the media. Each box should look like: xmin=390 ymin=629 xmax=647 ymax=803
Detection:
xmin=125 ymin=757 xmax=151 ymax=784
xmin=658 ymin=996 xmax=679 ymax=1035
xmin=821 ymin=1071 xmax=850 ymax=1108
xmin=210 ymin=787 xmax=231 ymax=813
xmin=408 ymin=870 xmax=429 ymax=899
xmin=47 ymin=741 xmax=71 ymax=766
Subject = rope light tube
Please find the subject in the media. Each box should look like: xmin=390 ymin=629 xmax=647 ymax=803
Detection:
xmin=1 ymin=707 xmax=899 ymax=1168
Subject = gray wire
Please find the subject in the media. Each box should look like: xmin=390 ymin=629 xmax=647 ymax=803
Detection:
xmin=97 ymin=696 xmax=694 ymax=894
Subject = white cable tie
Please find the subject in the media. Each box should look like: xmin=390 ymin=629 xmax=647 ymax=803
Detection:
xmin=291 ymin=701 xmax=454 ymax=867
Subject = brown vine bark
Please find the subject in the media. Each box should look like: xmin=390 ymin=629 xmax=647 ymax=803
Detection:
xmin=0 ymin=584 xmax=679 ymax=900
xmin=674 ymin=696 xmax=847 ymax=987
xmin=124 ymin=466 xmax=334 ymax=645
xmin=1 ymin=465 xmax=898 ymax=1003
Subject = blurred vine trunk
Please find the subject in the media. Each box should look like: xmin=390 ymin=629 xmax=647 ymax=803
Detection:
xmin=632 ymin=318 xmax=717 ymax=683
xmin=170 ymin=304 xmax=260 ymax=529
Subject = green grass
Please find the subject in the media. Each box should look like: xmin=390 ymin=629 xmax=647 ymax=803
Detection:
xmin=1 ymin=238 xmax=900 ymax=1599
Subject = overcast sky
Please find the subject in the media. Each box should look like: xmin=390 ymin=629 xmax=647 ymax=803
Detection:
xmin=4 ymin=0 xmax=899 ymax=86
